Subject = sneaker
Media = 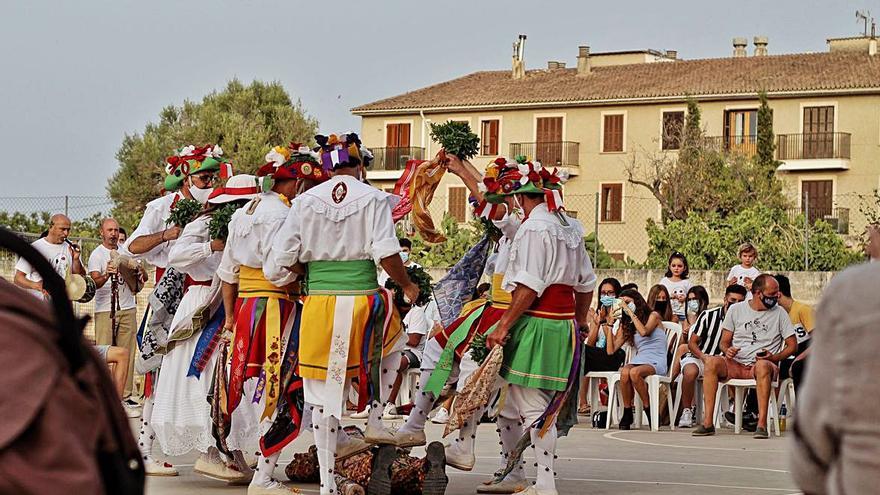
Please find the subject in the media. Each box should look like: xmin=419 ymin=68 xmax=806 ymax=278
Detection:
xmin=753 ymin=426 xmax=770 ymax=439
xmin=618 ymin=407 xmax=634 ymax=430
xmin=123 ymin=398 xmax=141 ymax=407
xmin=431 ymin=407 xmax=450 ymax=424
xmin=382 ymin=402 xmax=402 ymax=420
xmin=692 ymin=424 xmax=716 ymax=436
xmin=444 ymin=441 xmax=475 ymax=471
xmin=144 ymin=458 xmax=179 ymax=476
xmin=123 ymin=401 xmax=142 ymax=418
xmin=350 ymin=408 xmax=371 ymax=419
xmin=677 ymin=407 xmax=695 ymax=428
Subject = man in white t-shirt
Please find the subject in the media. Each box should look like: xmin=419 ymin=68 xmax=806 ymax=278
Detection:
xmin=694 ymin=274 xmax=797 ymax=439
xmin=88 ymin=218 xmax=144 ymax=404
xmin=14 ymin=214 xmax=84 ymax=299
xmin=378 ymin=237 xmax=420 ymax=287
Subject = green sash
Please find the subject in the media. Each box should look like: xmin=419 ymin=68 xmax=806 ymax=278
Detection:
xmin=306 ymin=260 xmax=378 ymax=295
xmin=423 ymin=304 xmax=488 ymax=395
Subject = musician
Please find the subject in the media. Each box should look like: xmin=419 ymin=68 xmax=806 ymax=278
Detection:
xmin=89 ymin=217 xmax=142 ymax=408
xmin=13 ymin=213 xmax=84 ymax=299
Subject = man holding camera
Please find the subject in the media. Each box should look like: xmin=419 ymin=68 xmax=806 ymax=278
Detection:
xmin=693 ymin=274 xmax=797 ymax=439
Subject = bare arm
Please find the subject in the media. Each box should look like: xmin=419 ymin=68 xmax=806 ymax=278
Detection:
xmin=14 ymin=270 xmax=41 ymax=291
xmin=621 ymin=302 xmax=661 ymax=337
xmin=379 ymin=254 xmax=419 ymax=303
xmin=221 ymin=281 xmax=238 ymax=334
xmin=128 ymin=226 xmax=182 ymax=255
xmin=687 ymin=331 xmax=705 ymax=360
xmin=585 ymin=310 xmax=601 ymax=347
xmin=486 ymin=283 xmax=538 ymax=349
xmin=606 ymin=323 xmax=626 ymax=354
xmin=575 ymin=290 xmax=594 ymax=329
xmin=769 ymin=335 xmax=798 ymax=362
xmin=445 ymin=154 xmax=485 ymax=203
xmin=719 ymin=329 xmax=738 ymax=359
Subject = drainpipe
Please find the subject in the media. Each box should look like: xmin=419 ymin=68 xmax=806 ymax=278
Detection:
xmin=420 ymin=109 xmax=431 ymax=157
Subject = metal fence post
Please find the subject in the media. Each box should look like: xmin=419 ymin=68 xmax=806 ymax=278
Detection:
xmin=64 ymin=195 xmax=69 ymax=217
xmin=593 ymin=192 xmax=600 ymax=263
xmin=803 ymin=191 xmax=809 ymax=271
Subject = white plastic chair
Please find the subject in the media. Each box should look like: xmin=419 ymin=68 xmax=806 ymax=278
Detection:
xmin=586 ymin=346 xmax=633 ymax=429
xmin=397 ymin=368 xmax=421 ymax=407
xmin=713 ymin=378 xmax=781 ymax=435
xmin=672 ymin=376 xmax=704 ymax=427
xmin=634 ymin=322 xmax=682 ymax=431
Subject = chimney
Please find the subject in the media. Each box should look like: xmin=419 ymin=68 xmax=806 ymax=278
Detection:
xmin=733 ymin=37 xmax=748 ymax=57
xmin=512 ymin=34 xmax=527 ymax=80
xmin=753 ymin=36 xmax=769 ymax=56
xmin=665 ymin=49 xmax=678 ymax=60
xmin=547 ymin=61 xmax=566 ymax=70
xmin=576 ymin=45 xmax=591 ymax=75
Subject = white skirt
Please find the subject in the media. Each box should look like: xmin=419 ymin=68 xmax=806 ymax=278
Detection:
xmin=226 ymin=377 xmax=268 ymax=456
xmin=151 ymin=285 xmax=217 ymax=456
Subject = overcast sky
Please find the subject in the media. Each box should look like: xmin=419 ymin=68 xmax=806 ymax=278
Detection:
xmin=0 ymin=0 xmax=873 ymax=197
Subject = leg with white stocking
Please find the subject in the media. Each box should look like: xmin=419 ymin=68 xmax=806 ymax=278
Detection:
xmin=312 ymin=407 xmax=339 ymax=495
xmin=509 ymin=385 xmax=556 ymax=494
xmin=496 ymin=396 xmax=526 ymax=483
xmin=397 ymin=368 xmax=436 ymax=434
xmin=250 ymin=451 xmax=281 ymax=488
xmin=137 ymin=396 xmax=155 ymax=462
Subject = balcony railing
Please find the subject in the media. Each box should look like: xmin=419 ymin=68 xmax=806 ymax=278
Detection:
xmin=509 ymin=141 xmax=580 ymax=167
xmin=703 ymin=135 xmax=757 ymax=156
xmin=785 ymin=207 xmax=850 ymax=234
xmin=776 ymin=132 xmax=851 ymax=160
xmin=369 ymin=147 xmax=425 ymax=171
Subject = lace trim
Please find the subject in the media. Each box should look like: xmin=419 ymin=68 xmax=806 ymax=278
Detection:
xmin=153 ymin=423 xmax=215 ymax=457
xmin=298 ymin=192 xmax=384 ymax=223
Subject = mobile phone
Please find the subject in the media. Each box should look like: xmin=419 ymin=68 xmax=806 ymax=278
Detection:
xmin=756 ymin=349 xmax=769 ymax=358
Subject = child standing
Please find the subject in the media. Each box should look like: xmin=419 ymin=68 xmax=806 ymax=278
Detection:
xmin=659 ymin=251 xmax=693 ymax=322
xmin=727 ymin=242 xmax=761 ymax=298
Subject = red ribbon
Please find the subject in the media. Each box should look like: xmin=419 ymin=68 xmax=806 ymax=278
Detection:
xmin=208 ymin=186 xmax=260 ymax=200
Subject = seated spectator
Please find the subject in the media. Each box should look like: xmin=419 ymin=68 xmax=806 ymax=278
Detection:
xmin=669 ymin=285 xmax=710 ymax=384
xmin=378 ymin=238 xmax=419 ymax=287
xmin=581 ymin=278 xmax=624 ymax=413
xmin=611 ymin=289 xmax=665 ymax=430
xmin=382 ymin=300 xmax=430 ymax=419
xmin=620 ymin=282 xmax=639 ymax=293
xmin=693 ymin=274 xmax=797 ymax=439
xmin=647 ymin=284 xmax=674 ymax=322
xmin=95 ymin=344 xmax=140 ymax=418
xmin=675 ymin=285 xmax=747 ymax=428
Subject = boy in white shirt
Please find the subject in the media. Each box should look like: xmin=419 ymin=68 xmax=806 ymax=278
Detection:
xmin=728 ymin=242 xmax=761 ymax=297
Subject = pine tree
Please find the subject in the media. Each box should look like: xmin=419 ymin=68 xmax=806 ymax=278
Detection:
xmin=755 ymin=90 xmax=780 ymax=176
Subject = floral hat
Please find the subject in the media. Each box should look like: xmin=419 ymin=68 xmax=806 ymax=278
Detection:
xmin=256 ymin=143 xmax=329 ymax=190
xmin=314 ymin=132 xmax=373 ymax=172
xmin=480 ymin=155 xmax=568 ymax=211
xmin=164 ymin=144 xmax=233 ymax=191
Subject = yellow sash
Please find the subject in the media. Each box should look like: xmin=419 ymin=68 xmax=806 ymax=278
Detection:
xmin=491 ymin=273 xmax=512 ymax=307
xmin=239 ymin=265 xmax=297 ymax=300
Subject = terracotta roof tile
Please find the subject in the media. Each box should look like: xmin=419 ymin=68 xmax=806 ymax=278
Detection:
xmin=352 ymin=52 xmax=880 ymax=113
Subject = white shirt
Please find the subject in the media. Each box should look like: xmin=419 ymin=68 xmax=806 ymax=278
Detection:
xmin=264 ymin=175 xmax=401 ymax=286
xmin=660 ymin=277 xmax=694 ymax=317
xmin=87 ymin=244 xmax=137 ymax=312
xmin=217 ymin=193 xmax=290 ymax=284
xmin=378 ymin=260 xmax=422 ymax=288
xmin=167 ymin=215 xmax=221 ymax=282
xmin=503 ymin=204 xmax=596 ymax=296
xmin=403 ymin=305 xmax=430 ymax=359
xmin=727 ymin=264 xmax=762 ymax=300
xmin=124 ymin=192 xmax=181 ymax=268
xmin=15 ymin=238 xmax=75 ymax=299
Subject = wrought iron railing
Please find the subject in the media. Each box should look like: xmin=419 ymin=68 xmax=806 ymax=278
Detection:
xmin=786 ymin=206 xmax=850 ymax=234
xmin=703 ymin=135 xmax=757 ymax=156
xmin=509 ymin=141 xmax=580 ymax=167
xmin=369 ymin=147 xmax=425 ymax=171
xmin=776 ymin=132 xmax=851 ymax=160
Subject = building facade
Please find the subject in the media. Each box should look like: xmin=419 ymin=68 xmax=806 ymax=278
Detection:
xmin=352 ymin=36 xmax=880 ymax=262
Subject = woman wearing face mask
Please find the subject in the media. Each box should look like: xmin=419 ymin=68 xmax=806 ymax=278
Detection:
xmin=580 ymin=278 xmax=624 ymax=413
xmin=647 ymin=284 xmax=674 ymax=322
xmin=609 ymin=289 xmax=665 ymax=430
xmin=670 ymin=285 xmax=711 ymax=383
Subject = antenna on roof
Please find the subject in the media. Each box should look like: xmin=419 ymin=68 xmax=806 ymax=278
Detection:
xmin=856 ymin=10 xmax=872 ymax=36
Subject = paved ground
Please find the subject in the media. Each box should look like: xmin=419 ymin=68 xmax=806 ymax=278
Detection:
xmin=144 ymin=418 xmax=801 ymax=495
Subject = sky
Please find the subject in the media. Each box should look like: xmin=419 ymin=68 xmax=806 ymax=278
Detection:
xmin=0 ymin=0 xmax=874 ymax=197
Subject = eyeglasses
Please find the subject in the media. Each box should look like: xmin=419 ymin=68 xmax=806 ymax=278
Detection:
xmin=192 ymin=173 xmax=216 ymax=184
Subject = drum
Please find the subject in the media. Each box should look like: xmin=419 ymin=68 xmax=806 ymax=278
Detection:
xmin=65 ymin=273 xmax=97 ymax=303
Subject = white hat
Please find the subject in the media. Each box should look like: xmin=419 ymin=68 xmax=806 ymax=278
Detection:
xmin=207 ymin=174 xmax=261 ymax=205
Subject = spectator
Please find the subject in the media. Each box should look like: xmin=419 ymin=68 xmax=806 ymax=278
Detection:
xmin=669 ymin=285 xmax=711 ymax=386
xmin=581 ymin=278 xmax=624 ymax=413
xmin=472 ymin=282 xmax=491 ymax=301
xmin=611 ymin=289 xmax=665 ymax=430
xmin=87 ymin=218 xmax=142 ymax=412
xmin=382 ymin=299 xmax=430 ymax=419
xmin=646 ymin=284 xmax=674 ymax=322
xmin=675 ymin=284 xmax=747 ymax=428
xmin=620 ymin=282 xmax=639 ymax=293
xmin=693 ymin=274 xmax=797 ymax=439
xmin=378 ymin=238 xmax=420 ymax=287
xmin=727 ymin=242 xmax=761 ymax=299
xmin=14 ymin=213 xmax=85 ymax=299
xmin=660 ymin=251 xmax=692 ymax=321
xmin=118 ymin=227 xmax=128 ymax=244
xmin=774 ymin=274 xmax=815 ymax=392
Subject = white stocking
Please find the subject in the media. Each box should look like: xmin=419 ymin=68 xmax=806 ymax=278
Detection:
xmin=497 ymin=415 xmax=526 ymax=482
xmin=454 ymin=405 xmax=486 ymax=454
xmin=250 ymin=451 xmax=281 ymax=487
xmin=312 ymin=408 xmax=339 ymax=495
xmin=137 ymin=396 xmax=156 ymax=461
xmin=398 ymin=368 xmax=435 ymax=434
xmin=530 ymin=425 xmax=557 ymax=492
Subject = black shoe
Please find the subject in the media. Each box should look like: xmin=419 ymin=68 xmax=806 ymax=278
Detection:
xmin=723 ymin=411 xmax=758 ymax=432
xmin=646 ymin=406 xmax=652 ymax=428
xmin=367 ymin=444 xmax=396 ymax=495
xmin=422 ymin=441 xmax=449 ymax=495
xmin=753 ymin=426 xmax=769 ymax=439
xmin=618 ymin=407 xmax=634 ymax=430
xmin=692 ymin=425 xmax=716 ymax=436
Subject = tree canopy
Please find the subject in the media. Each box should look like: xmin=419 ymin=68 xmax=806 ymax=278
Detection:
xmin=108 ymin=79 xmax=318 ymax=229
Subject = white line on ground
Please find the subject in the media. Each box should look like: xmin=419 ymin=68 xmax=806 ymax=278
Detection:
xmin=475 ymin=455 xmax=790 ymax=473
xmin=603 ymin=430 xmax=787 ymax=452
xmin=455 ymin=472 xmax=797 ymax=492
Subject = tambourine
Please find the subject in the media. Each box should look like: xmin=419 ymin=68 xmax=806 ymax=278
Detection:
xmin=66 ymin=273 xmax=97 ymax=303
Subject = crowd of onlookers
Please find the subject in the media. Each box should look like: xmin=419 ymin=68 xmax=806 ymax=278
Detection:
xmin=578 ymin=243 xmax=811 ymax=439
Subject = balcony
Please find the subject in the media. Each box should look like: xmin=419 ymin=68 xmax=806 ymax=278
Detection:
xmin=509 ymin=141 xmax=580 ymax=167
xmin=702 ymin=135 xmax=757 ymax=157
xmin=369 ymin=147 xmax=425 ymax=171
xmin=776 ymin=132 xmax=851 ymax=171
xmin=785 ymin=206 xmax=850 ymax=234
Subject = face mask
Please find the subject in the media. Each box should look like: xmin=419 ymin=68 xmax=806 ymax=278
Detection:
xmin=600 ymin=295 xmax=615 ymax=307
xmin=761 ymin=294 xmax=779 ymax=309
xmin=654 ymin=300 xmax=669 ymax=313
xmin=400 ymin=251 xmax=410 ymax=264
xmin=627 ymin=302 xmax=636 ymax=313
xmin=687 ymin=300 xmax=700 ymax=313
xmin=510 ymin=195 xmax=525 ymax=219
xmin=189 ymin=185 xmax=212 ymax=205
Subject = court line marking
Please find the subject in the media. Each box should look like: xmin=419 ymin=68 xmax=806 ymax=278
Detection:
xmin=475 ymin=455 xmax=790 ymax=473
xmin=603 ymin=430 xmax=786 ymax=452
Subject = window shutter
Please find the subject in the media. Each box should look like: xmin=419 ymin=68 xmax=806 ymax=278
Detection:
xmin=449 ymin=187 xmax=467 ymax=223
xmin=481 ymin=120 xmax=499 ymax=155
xmin=604 ymin=115 xmax=624 ymax=152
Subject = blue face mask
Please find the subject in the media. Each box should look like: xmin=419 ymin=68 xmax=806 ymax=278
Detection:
xmin=600 ymin=295 xmax=615 ymax=307
xmin=627 ymin=302 xmax=636 ymax=313
xmin=687 ymin=300 xmax=700 ymax=313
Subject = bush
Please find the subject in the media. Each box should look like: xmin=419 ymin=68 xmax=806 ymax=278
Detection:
xmin=584 ymin=232 xmax=641 ymax=269
xmin=646 ymin=205 xmax=863 ymax=271
xmin=406 ymin=215 xmax=483 ymax=268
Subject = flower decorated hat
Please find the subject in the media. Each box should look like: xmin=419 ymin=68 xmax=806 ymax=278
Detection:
xmin=314 ymin=132 xmax=373 ymax=172
xmin=481 ymin=155 xmax=568 ymax=211
xmin=257 ymin=143 xmax=328 ymax=189
xmin=164 ymin=144 xmax=233 ymax=191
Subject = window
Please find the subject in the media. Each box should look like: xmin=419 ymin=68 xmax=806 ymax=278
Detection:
xmin=385 ymin=123 xmax=412 ymax=170
xmin=803 ymin=106 xmax=835 ymax=159
xmin=536 ymin=116 xmax=564 ymax=164
xmin=600 ymin=183 xmax=623 ymax=222
xmin=480 ymin=119 xmax=500 ymax=156
xmin=385 ymin=123 xmax=411 ymax=148
xmin=603 ymin=114 xmax=624 ymax=152
xmin=723 ymin=109 xmax=757 ymax=154
xmin=609 ymin=252 xmax=626 ymax=262
xmin=661 ymin=111 xmax=685 ymax=150
xmin=801 ymin=180 xmax=833 ymax=223
xmin=448 ymin=187 xmax=468 ymax=223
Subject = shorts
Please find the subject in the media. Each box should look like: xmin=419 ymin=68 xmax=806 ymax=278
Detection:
xmin=401 ymin=350 xmax=421 ymax=369
xmin=95 ymin=344 xmax=110 ymax=361
xmin=680 ymin=355 xmax=705 ymax=376
xmin=721 ymin=356 xmax=778 ymax=381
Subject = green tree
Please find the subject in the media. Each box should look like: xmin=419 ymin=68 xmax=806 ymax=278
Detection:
xmin=755 ymin=91 xmax=780 ymax=175
xmin=108 ymin=79 xmax=318 ymax=229
xmin=0 ymin=212 xmax=51 ymax=233
xmin=405 ymin=216 xmax=483 ymax=268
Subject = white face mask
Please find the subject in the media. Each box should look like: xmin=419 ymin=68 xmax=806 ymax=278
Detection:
xmin=510 ymin=195 xmax=525 ymax=219
xmin=189 ymin=185 xmax=213 ymax=205
xmin=400 ymin=251 xmax=410 ymax=264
